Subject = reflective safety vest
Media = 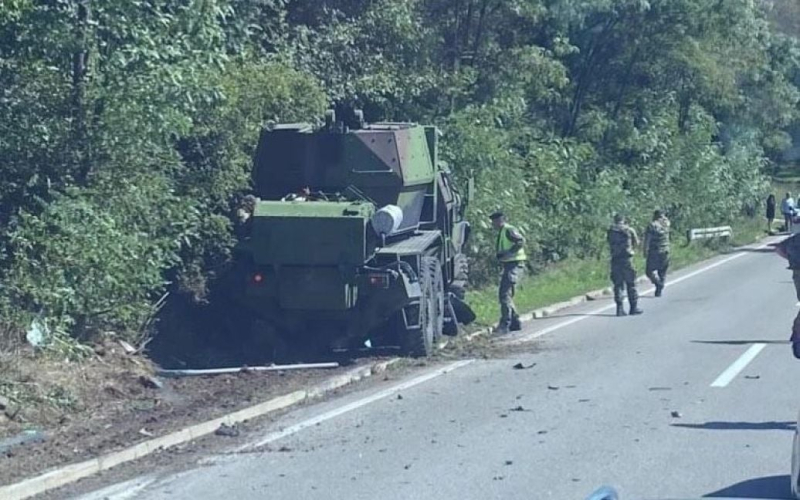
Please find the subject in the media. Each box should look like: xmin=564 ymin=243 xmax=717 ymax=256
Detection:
xmin=497 ymin=224 xmax=527 ymax=262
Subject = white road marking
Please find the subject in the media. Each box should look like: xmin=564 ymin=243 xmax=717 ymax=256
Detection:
xmin=507 ymin=242 xmax=771 ymax=344
xmin=710 ymin=343 xmax=767 ymax=387
xmin=235 ymin=359 xmax=475 ymax=452
xmin=74 ymin=476 xmax=158 ymax=500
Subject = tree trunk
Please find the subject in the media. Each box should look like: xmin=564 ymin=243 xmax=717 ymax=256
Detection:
xmin=72 ymin=0 xmax=92 ymax=185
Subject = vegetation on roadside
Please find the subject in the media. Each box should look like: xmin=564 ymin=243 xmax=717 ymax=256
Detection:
xmin=0 ymin=0 xmax=798 ymax=355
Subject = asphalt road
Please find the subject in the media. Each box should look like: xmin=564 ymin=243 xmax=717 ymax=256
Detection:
xmin=75 ymin=238 xmax=800 ymax=500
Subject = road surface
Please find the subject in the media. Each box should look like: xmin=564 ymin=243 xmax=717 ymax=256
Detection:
xmin=75 ymin=238 xmax=800 ymax=500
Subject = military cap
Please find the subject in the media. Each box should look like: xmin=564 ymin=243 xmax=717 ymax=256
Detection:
xmin=489 ymin=211 xmax=505 ymax=220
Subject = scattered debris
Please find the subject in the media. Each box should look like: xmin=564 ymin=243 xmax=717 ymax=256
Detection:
xmin=670 ymin=411 xmax=682 ymax=419
xmin=565 ymin=385 xmax=576 ymax=389
xmin=547 ymin=385 xmax=559 ymax=391
xmin=493 ymin=475 xmax=505 ymax=481
xmin=578 ymin=399 xmax=591 ymax=403
xmin=537 ymin=430 xmax=548 ymax=435
xmin=138 ymin=428 xmax=154 ymax=438
xmin=509 ymin=405 xmax=530 ymax=412
xmin=119 ymin=340 xmax=137 ymax=355
xmin=25 ymin=318 xmax=47 ymax=347
xmin=277 ymin=446 xmax=292 ymax=452
xmin=512 ymin=362 xmax=536 ymax=370
xmin=397 ymin=394 xmax=404 ymax=400
xmin=499 ymin=414 xmax=508 ymax=418
xmin=744 ymin=375 xmax=760 ymax=380
xmin=138 ymin=375 xmax=164 ymax=390
xmin=403 ymin=464 xmax=412 ymax=470
xmin=156 ymin=362 xmax=340 ymax=378
xmin=504 ymin=460 xmax=513 ymax=466
xmin=215 ymin=423 xmax=240 ymax=437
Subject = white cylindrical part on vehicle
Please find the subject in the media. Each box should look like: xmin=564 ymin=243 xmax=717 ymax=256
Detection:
xmin=372 ymin=205 xmax=404 ymax=235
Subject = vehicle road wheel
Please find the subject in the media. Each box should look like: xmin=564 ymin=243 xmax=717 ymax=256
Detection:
xmin=430 ymin=257 xmax=445 ymax=344
xmin=401 ymin=256 xmax=441 ymax=357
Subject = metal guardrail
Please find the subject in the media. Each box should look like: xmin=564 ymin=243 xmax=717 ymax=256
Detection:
xmin=686 ymin=225 xmax=733 ymax=242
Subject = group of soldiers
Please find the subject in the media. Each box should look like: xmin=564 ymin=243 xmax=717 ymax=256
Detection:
xmin=491 ymin=209 xmax=671 ymax=332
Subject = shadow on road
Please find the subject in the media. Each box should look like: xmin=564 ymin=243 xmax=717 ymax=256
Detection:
xmin=691 ymin=340 xmax=790 ymax=345
xmin=672 ymin=421 xmax=795 ymax=431
xmin=543 ymin=313 xmax=618 ymax=319
xmin=704 ymin=474 xmax=791 ymax=498
xmin=729 ymin=247 xmax=780 ymax=254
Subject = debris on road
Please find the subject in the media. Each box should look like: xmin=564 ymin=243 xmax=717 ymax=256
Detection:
xmin=547 ymin=385 xmax=559 ymax=390
xmin=119 ymin=340 xmax=137 ymax=355
xmin=744 ymin=375 xmax=760 ymax=380
xmin=139 ymin=375 xmax=164 ymax=390
xmin=649 ymin=387 xmax=672 ymax=391
xmin=215 ymin=423 xmax=240 ymax=437
xmin=670 ymin=411 xmax=682 ymax=418
xmin=504 ymin=460 xmax=513 ymax=466
xmin=512 ymin=362 xmax=536 ymax=370
xmin=155 ymin=362 xmax=340 ymax=378
xmin=397 ymin=394 xmax=404 ymax=400
xmin=509 ymin=405 xmax=530 ymax=412
xmin=138 ymin=428 xmax=154 ymax=438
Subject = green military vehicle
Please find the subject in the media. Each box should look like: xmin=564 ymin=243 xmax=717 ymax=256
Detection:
xmin=231 ymin=109 xmax=474 ymax=359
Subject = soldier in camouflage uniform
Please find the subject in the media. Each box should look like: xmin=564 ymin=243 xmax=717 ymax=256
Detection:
xmin=643 ymin=209 xmax=671 ymax=297
xmin=491 ymin=211 xmax=526 ymax=334
xmin=607 ymin=214 xmax=643 ymax=317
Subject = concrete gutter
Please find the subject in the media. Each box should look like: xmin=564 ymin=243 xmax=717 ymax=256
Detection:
xmin=0 ymin=359 xmax=399 ymax=500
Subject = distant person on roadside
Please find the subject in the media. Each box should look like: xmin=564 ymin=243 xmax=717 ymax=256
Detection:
xmin=775 ymin=233 xmax=800 ymax=358
xmin=782 ymin=192 xmax=795 ymax=233
xmin=491 ymin=211 xmax=526 ymax=334
xmin=643 ymin=209 xmax=670 ymax=297
xmin=766 ymin=194 xmax=776 ymax=234
xmin=607 ymin=214 xmax=643 ymax=317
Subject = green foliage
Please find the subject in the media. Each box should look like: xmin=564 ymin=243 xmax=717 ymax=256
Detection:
xmin=0 ymin=0 xmax=794 ymax=347
xmin=2 ymin=173 xmax=193 ymax=337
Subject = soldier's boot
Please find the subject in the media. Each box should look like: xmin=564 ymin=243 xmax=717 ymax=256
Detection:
xmin=616 ymin=303 xmax=627 ymax=317
xmin=629 ymin=301 xmax=643 ymax=315
xmin=655 ymin=284 xmax=663 ymax=297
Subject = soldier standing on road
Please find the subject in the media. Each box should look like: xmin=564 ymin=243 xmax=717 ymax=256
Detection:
xmin=607 ymin=214 xmax=643 ymax=317
xmin=491 ymin=211 xmax=526 ymax=334
xmin=782 ymin=192 xmax=795 ymax=233
xmin=643 ymin=209 xmax=671 ymax=297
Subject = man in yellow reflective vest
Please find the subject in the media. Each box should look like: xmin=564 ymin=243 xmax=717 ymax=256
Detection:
xmin=490 ymin=211 xmax=527 ymax=334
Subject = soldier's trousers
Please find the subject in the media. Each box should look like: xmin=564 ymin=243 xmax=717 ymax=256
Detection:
xmin=610 ymin=257 xmax=638 ymax=306
xmin=499 ymin=262 xmax=524 ymax=328
xmin=646 ymin=251 xmax=670 ymax=287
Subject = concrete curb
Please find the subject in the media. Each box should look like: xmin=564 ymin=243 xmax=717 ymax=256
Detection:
xmin=0 ymin=358 xmax=400 ymax=500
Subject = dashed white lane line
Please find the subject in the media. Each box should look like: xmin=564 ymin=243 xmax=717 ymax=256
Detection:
xmin=710 ymin=343 xmax=767 ymax=388
xmin=508 ymin=243 xmax=771 ymax=345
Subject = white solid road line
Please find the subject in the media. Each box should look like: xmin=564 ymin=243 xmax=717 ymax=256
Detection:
xmin=508 ymin=244 xmax=769 ymax=344
xmin=710 ymin=343 xmax=767 ymax=388
xmin=235 ymin=359 xmax=475 ymax=452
